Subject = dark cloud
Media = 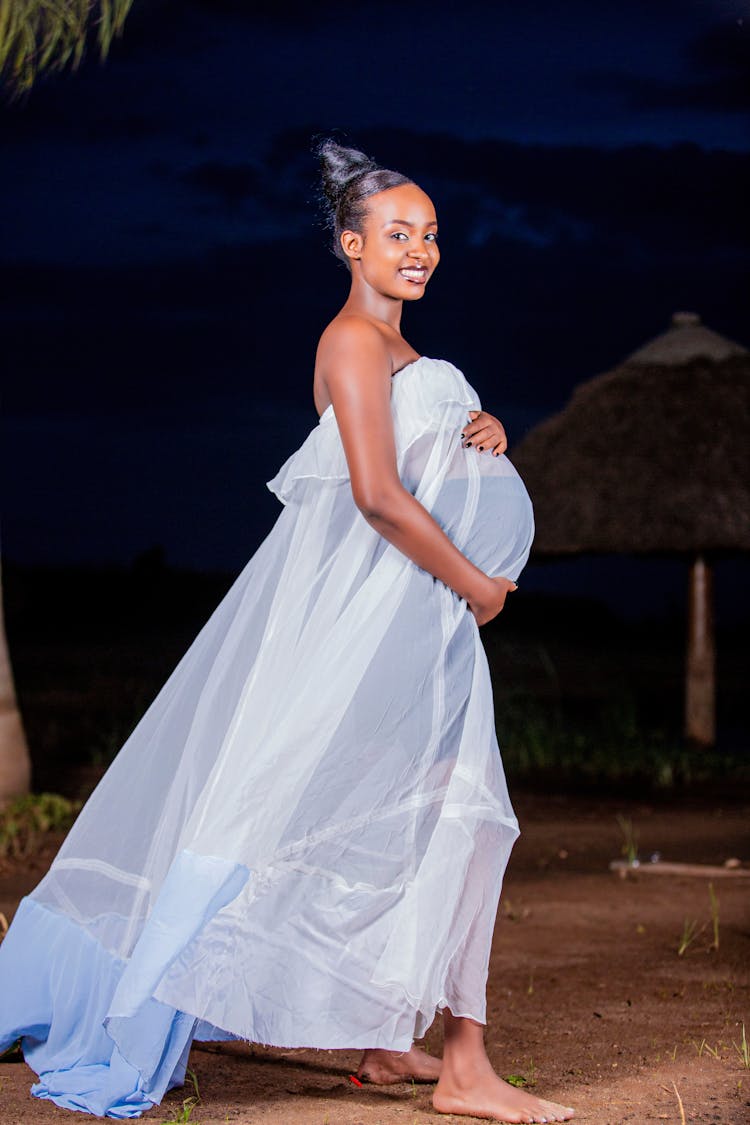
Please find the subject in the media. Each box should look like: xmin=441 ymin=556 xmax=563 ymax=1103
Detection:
xmin=582 ymin=69 xmax=749 ymax=116
xmin=187 ymin=0 xmax=348 ymax=28
xmin=1 ymin=90 xmax=164 ymax=143
xmin=181 ymin=161 xmax=266 ymax=210
xmin=688 ymin=18 xmax=750 ymax=75
xmin=178 ymin=156 xmax=315 ymax=221
xmin=581 ymin=19 xmax=750 ymax=116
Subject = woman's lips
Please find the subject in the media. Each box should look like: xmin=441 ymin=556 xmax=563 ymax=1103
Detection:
xmin=399 ymin=267 xmax=427 ymax=284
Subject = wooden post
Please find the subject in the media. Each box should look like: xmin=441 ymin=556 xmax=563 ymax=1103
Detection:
xmin=685 ymin=554 xmax=716 ymax=747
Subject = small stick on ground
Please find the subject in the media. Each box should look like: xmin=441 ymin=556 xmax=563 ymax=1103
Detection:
xmin=708 ymin=881 xmax=720 ymax=951
xmin=610 ymin=860 xmax=750 ymax=879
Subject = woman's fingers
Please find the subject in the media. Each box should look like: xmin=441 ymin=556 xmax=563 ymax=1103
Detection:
xmin=461 ymin=422 xmax=493 ymax=445
xmin=461 ymin=411 xmax=508 ymax=455
xmin=462 ymin=424 xmax=507 ymax=455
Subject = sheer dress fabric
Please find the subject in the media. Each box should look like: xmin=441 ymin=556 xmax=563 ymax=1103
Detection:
xmin=0 ymin=357 xmax=534 ymax=1116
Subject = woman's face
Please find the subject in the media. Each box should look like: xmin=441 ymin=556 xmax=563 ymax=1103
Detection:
xmin=343 ymin=183 xmax=440 ymax=301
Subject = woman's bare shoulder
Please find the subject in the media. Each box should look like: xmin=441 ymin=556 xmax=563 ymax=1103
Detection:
xmin=316 ymin=314 xmax=392 ymax=375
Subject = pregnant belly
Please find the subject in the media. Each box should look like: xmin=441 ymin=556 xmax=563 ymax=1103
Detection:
xmin=431 ymin=474 xmax=534 ymax=582
xmin=399 ymin=431 xmax=535 ymax=584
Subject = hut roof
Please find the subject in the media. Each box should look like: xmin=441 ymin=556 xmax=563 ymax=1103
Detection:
xmin=624 ymin=311 xmax=748 ymax=366
xmin=512 ymin=318 xmax=750 ymax=557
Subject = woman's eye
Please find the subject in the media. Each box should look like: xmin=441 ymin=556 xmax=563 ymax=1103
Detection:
xmin=391 ymin=231 xmax=408 ymax=240
xmin=425 ymin=232 xmax=438 ymax=242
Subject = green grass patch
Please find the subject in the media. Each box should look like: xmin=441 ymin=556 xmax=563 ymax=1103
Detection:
xmin=495 ymin=693 xmax=750 ymax=793
xmin=0 ymin=793 xmax=81 ymax=859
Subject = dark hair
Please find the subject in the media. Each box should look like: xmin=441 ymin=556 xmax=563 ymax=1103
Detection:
xmin=315 ymin=139 xmax=413 ymax=267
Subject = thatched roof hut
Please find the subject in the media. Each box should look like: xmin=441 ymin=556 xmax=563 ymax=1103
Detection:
xmin=513 ymin=313 xmax=750 ymax=556
xmin=513 ymin=312 xmax=750 ymax=746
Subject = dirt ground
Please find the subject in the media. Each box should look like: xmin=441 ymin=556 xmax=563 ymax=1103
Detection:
xmin=1 ymin=793 xmax=748 ymax=1125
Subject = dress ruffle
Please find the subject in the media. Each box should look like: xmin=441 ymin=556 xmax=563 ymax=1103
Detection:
xmin=266 ymin=357 xmax=480 ymax=503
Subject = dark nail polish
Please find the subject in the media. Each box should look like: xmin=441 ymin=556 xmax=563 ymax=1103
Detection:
xmin=466 ymin=441 xmax=472 ymax=447
xmin=478 ymin=446 xmax=484 ymax=451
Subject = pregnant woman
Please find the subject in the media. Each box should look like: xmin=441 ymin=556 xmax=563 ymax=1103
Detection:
xmin=0 ymin=140 xmax=574 ymax=1123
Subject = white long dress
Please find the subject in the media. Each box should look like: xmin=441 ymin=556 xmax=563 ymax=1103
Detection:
xmin=0 ymin=356 xmax=534 ymax=1117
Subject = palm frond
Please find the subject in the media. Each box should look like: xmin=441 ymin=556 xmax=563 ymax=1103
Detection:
xmin=0 ymin=0 xmax=135 ymax=98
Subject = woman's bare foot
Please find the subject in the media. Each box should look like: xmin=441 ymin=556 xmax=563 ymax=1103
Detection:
xmin=434 ymin=1067 xmax=574 ymax=1122
xmin=356 ymin=1045 xmax=441 ymax=1084
xmin=435 ymin=1010 xmax=574 ymax=1123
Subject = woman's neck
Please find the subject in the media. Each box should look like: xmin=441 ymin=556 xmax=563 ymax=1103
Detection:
xmin=341 ymin=280 xmax=403 ymax=332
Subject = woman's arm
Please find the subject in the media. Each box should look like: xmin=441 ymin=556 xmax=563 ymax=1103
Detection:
xmin=316 ymin=321 xmax=514 ymax=625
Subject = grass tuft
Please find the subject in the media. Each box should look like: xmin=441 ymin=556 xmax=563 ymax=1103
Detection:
xmin=677 ymin=918 xmax=704 ymax=957
xmin=693 ymin=1038 xmax=720 ymax=1060
xmin=733 ymin=1023 xmax=749 ymax=1069
xmin=161 ymin=1067 xmax=201 ymax=1123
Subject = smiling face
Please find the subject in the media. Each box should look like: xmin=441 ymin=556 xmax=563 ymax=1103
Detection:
xmin=341 ymin=183 xmax=440 ymax=301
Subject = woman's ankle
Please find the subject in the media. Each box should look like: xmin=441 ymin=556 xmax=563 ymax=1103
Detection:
xmin=438 ymin=1049 xmax=494 ymax=1089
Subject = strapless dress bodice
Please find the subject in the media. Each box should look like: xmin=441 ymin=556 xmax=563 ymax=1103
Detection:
xmin=268 ymin=357 xmax=534 ymax=582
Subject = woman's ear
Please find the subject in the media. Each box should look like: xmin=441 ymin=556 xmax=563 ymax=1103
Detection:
xmin=340 ymin=229 xmax=363 ymax=263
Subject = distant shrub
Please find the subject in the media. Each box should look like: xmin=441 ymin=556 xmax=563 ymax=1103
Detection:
xmin=0 ymin=793 xmax=80 ymax=859
xmin=496 ymin=693 xmax=750 ymax=794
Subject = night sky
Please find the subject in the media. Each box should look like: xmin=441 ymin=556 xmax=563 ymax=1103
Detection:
xmin=1 ymin=0 xmax=748 ymax=616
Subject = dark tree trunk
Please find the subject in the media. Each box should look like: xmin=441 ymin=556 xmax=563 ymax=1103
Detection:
xmin=0 ymin=557 xmax=32 ymax=803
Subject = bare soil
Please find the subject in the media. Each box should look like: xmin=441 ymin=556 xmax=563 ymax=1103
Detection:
xmin=1 ymin=794 xmax=748 ymax=1125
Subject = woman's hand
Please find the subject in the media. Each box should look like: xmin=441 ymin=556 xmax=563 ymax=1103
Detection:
xmin=461 ymin=410 xmax=507 ymax=457
xmin=466 ymin=575 xmax=518 ymax=626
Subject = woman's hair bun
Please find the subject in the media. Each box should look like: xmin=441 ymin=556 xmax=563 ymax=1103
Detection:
xmin=313 ymin=135 xmax=414 ymax=268
xmin=316 ymin=140 xmax=377 ymax=207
